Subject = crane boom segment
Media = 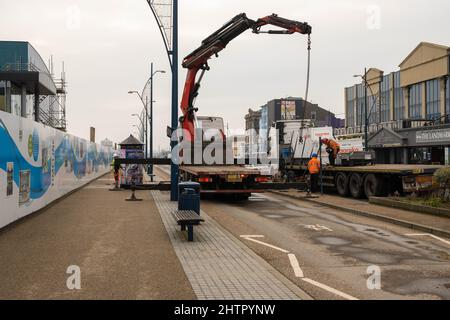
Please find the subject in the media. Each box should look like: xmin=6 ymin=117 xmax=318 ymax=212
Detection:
xmin=180 ymin=13 xmax=312 ymax=141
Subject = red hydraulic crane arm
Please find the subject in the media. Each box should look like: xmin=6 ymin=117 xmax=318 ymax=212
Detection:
xmin=180 ymin=13 xmax=312 ymax=141
xmin=254 ymin=15 xmax=312 ymax=35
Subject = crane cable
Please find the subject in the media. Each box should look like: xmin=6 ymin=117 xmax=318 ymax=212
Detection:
xmin=284 ymin=34 xmax=312 ymax=184
xmin=304 ymin=34 xmax=312 ymax=116
xmin=297 ymin=34 xmax=312 ymax=179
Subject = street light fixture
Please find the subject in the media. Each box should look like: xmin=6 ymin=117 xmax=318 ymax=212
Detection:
xmin=129 ymin=65 xmax=166 ymax=181
xmin=129 ymin=90 xmax=149 ymax=160
xmin=354 ymin=69 xmax=369 ymax=151
xmin=142 ymin=64 xmax=166 ymax=181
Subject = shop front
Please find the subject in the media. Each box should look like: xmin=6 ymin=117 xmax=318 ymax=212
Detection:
xmin=368 ymin=126 xmax=450 ymax=165
xmin=409 ymin=127 xmax=450 ymax=165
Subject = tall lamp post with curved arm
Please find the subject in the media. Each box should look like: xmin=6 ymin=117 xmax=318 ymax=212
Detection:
xmin=129 ymin=91 xmax=149 ymax=158
xmin=143 ymin=64 xmax=166 ymax=181
xmin=132 ymin=125 xmax=144 ymax=143
xmin=147 ymin=0 xmax=179 ymax=201
xmin=132 ymin=112 xmax=146 ymax=143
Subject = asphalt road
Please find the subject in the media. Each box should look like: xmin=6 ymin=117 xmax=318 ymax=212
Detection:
xmin=154 ymin=166 xmax=450 ymax=300
xmin=202 ymin=193 xmax=450 ymax=300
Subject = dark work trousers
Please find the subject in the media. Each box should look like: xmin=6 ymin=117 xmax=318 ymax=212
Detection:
xmin=309 ymin=173 xmax=319 ymax=194
xmin=328 ymin=152 xmax=335 ymax=166
xmin=328 ymin=149 xmax=340 ymax=166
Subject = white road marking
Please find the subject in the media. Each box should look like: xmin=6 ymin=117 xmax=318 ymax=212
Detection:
xmin=241 ymin=236 xmax=290 ymax=254
xmin=240 ymin=235 xmax=358 ymax=300
xmin=240 ymin=235 xmax=265 ymax=238
xmin=304 ymin=224 xmax=333 ymax=232
xmin=405 ymin=233 xmax=450 ymax=246
xmin=288 ymin=254 xmax=304 ymax=278
xmin=302 ymin=278 xmax=359 ymax=300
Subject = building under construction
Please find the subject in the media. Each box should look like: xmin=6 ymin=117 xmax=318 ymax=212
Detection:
xmin=0 ymin=41 xmax=67 ymax=131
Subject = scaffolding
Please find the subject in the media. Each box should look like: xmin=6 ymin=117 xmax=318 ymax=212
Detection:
xmin=38 ymin=56 xmax=67 ymax=131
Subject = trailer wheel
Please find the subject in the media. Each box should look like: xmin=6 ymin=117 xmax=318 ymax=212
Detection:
xmin=336 ymin=172 xmax=350 ymax=197
xmin=364 ymin=174 xmax=385 ymax=198
xmin=287 ymin=171 xmax=296 ymax=182
xmin=349 ymin=173 xmax=364 ymax=199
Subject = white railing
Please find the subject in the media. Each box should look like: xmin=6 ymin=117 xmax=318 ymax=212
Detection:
xmin=1 ymin=62 xmax=42 ymax=72
xmin=335 ymin=120 xmax=405 ymax=136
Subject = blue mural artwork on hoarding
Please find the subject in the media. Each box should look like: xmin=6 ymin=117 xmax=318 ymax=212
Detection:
xmin=32 ymin=129 xmax=39 ymax=161
xmin=0 ymin=118 xmax=112 ymax=201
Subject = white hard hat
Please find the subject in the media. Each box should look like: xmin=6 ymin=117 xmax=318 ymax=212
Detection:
xmin=113 ymin=153 xmax=119 ymax=158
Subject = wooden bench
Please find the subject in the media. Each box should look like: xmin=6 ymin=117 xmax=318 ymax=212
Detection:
xmin=172 ymin=210 xmax=204 ymax=242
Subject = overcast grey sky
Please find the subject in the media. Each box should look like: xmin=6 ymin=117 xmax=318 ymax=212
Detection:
xmin=1 ymin=0 xmax=449 ymax=150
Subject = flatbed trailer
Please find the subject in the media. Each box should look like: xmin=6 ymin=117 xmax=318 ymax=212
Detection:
xmin=179 ymin=165 xmax=270 ymax=198
xmin=285 ymin=164 xmax=443 ymax=199
xmin=180 ymin=165 xmax=261 ymax=176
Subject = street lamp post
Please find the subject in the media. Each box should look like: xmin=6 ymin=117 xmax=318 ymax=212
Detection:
xmin=354 ymin=68 xmax=369 ymax=151
xmin=130 ymin=66 xmax=165 ymax=181
xmin=148 ymin=63 xmax=166 ymax=181
xmin=129 ymin=91 xmax=149 ymax=158
xmin=171 ymin=0 xmax=179 ymax=201
xmin=364 ymin=67 xmax=369 ymax=151
xmin=133 ymin=125 xmax=144 ymax=143
xmin=132 ymin=113 xmax=145 ymax=128
xmin=145 ymin=96 xmax=149 ymax=159
xmin=147 ymin=0 xmax=178 ymax=201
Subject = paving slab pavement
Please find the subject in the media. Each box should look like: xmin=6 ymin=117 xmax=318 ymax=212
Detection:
xmin=0 ymin=173 xmax=195 ymax=300
xmin=152 ymin=191 xmax=310 ymax=300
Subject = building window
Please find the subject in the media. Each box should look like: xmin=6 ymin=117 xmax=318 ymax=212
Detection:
xmin=380 ymin=75 xmax=390 ymax=123
xmin=0 ymin=81 xmax=6 ymax=112
xmin=281 ymin=100 xmax=296 ymax=120
xmin=26 ymin=94 xmax=34 ymax=118
xmin=408 ymin=147 xmax=444 ymax=165
xmin=346 ymin=87 xmax=355 ymax=128
xmin=425 ymin=79 xmax=440 ymax=120
xmin=356 ymin=84 xmax=366 ymax=127
xmin=393 ymin=72 xmax=404 ymax=120
xmin=409 ymin=148 xmax=432 ymax=165
xmin=409 ymin=83 xmax=422 ymax=120
xmin=368 ymin=94 xmax=378 ymax=124
xmin=10 ymin=83 xmax=22 ymax=117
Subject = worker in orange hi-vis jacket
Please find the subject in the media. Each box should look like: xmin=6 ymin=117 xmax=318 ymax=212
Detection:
xmin=321 ymin=138 xmax=341 ymax=166
xmin=307 ymin=153 xmax=321 ymax=194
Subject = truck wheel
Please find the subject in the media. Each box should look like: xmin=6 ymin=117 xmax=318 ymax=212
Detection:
xmin=349 ymin=173 xmax=364 ymax=199
xmin=336 ymin=172 xmax=349 ymax=197
xmin=364 ymin=174 xmax=385 ymax=198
